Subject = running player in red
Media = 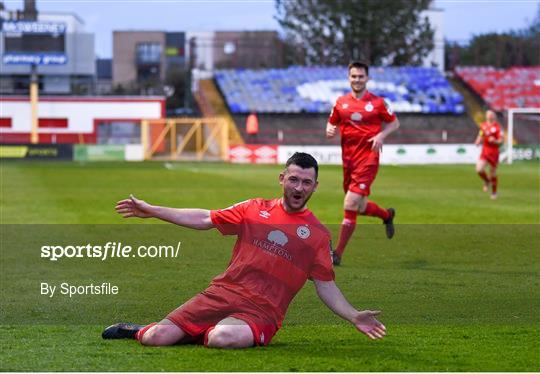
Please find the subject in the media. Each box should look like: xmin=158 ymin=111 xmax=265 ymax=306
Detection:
xmin=475 ymin=110 xmax=503 ymax=200
xmin=103 ymin=153 xmax=386 ymax=347
xmin=326 ymin=61 xmax=400 ymax=266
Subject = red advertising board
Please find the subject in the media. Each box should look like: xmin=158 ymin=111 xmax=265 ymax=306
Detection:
xmin=229 ymin=144 xmax=278 ymax=164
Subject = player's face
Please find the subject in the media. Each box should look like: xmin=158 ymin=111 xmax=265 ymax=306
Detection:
xmin=486 ymin=111 xmax=496 ymax=123
xmin=349 ymin=67 xmax=368 ymax=94
xmin=279 ymin=165 xmax=318 ymax=212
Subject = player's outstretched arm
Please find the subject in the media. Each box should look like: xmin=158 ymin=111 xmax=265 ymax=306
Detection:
xmin=314 ymin=279 xmax=386 ymax=340
xmin=115 ymin=194 xmax=214 ymax=230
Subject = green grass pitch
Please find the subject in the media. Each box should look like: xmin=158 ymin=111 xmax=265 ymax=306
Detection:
xmin=1 ymin=161 xmax=539 ymax=371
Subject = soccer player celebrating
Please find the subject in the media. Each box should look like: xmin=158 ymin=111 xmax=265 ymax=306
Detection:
xmin=475 ymin=110 xmax=503 ymax=199
xmin=103 ymin=153 xmax=386 ymax=348
xmin=326 ymin=61 xmax=400 ymax=266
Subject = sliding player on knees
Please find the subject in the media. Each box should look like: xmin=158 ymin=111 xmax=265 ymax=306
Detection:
xmin=102 ymin=153 xmax=386 ymax=348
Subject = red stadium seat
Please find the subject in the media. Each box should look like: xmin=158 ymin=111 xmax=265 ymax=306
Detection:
xmin=456 ymin=66 xmax=540 ymax=111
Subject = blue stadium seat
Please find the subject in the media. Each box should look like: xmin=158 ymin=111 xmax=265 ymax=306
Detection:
xmin=214 ymin=66 xmax=464 ymax=114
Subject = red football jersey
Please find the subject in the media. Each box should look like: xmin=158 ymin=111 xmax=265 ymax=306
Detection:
xmin=479 ymin=121 xmax=502 ymax=152
xmin=210 ymin=198 xmax=334 ymax=327
xmin=328 ymin=91 xmax=396 ymax=166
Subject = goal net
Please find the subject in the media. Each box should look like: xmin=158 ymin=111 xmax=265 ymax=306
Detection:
xmin=505 ymin=108 xmax=540 ymax=164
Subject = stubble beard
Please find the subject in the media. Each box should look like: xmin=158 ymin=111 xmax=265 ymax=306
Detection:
xmin=283 ymin=191 xmax=313 ymax=213
xmin=351 ymin=84 xmax=366 ymax=97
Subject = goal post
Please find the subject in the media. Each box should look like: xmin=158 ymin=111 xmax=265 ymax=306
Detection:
xmin=506 ymin=108 xmax=540 ymax=164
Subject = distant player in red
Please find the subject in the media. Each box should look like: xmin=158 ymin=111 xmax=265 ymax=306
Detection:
xmin=103 ymin=153 xmax=386 ymax=347
xmin=475 ymin=110 xmax=503 ymax=199
xmin=326 ymin=61 xmax=400 ymax=265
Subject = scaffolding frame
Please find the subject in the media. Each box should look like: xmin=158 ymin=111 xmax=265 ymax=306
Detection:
xmin=140 ymin=117 xmax=229 ymax=161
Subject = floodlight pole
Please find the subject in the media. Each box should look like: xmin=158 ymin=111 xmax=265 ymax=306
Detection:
xmin=30 ymin=63 xmax=39 ymax=144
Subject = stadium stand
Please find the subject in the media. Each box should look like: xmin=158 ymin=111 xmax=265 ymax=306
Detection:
xmin=215 ymin=66 xmax=465 ymax=115
xmin=447 ymin=75 xmax=487 ymax=126
xmin=209 ymin=66 xmax=476 ymax=145
xmin=194 ymin=79 xmax=244 ymax=145
xmin=455 ymin=66 xmax=540 ymax=111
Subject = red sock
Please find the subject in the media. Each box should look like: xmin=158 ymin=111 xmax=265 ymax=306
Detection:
xmin=362 ymin=201 xmax=390 ymax=221
xmin=491 ymin=176 xmax=498 ymax=194
xmin=334 ymin=210 xmax=357 ymax=257
xmin=135 ymin=322 xmax=157 ymax=342
xmin=478 ymin=171 xmax=489 ymax=183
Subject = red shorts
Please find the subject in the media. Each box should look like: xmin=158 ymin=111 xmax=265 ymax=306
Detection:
xmin=480 ymin=150 xmax=499 ymax=168
xmin=166 ymin=285 xmax=278 ymax=346
xmin=343 ymin=163 xmax=379 ymax=196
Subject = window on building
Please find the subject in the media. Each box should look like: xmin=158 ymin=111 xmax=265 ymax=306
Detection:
xmin=136 ymin=43 xmax=162 ymax=64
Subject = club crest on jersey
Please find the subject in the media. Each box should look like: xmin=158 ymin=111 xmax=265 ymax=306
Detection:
xmin=365 ymin=102 xmax=374 ymax=112
xmin=259 ymin=210 xmax=271 ymax=219
xmin=342 ymin=103 xmax=349 ymax=109
xmin=351 ymin=112 xmax=362 ymax=122
xmin=296 ymin=225 xmax=310 ymax=239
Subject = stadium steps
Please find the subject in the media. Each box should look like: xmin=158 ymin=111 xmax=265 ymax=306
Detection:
xmin=194 ymin=79 xmax=244 ymax=145
xmin=448 ymin=76 xmax=485 ymax=127
xmin=449 ymin=76 xmax=524 ymax=146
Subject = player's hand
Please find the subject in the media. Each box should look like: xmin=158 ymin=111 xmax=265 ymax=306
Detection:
xmin=115 ymin=194 xmax=154 ymax=218
xmin=368 ymin=133 xmax=384 ymax=152
xmin=326 ymin=123 xmax=337 ymax=138
xmin=488 ymin=136 xmax=496 ymax=144
xmin=352 ymin=310 xmax=386 ymax=340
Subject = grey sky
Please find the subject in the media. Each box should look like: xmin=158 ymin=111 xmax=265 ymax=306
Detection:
xmin=3 ymin=0 xmax=539 ymax=58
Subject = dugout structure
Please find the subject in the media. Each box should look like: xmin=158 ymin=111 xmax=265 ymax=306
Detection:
xmin=140 ymin=117 xmax=229 ymax=161
xmin=506 ymin=108 xmax=540 ymax=164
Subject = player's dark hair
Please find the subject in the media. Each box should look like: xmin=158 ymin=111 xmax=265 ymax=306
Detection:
xmin=348 ymin=60 xmax=369 ymax=75
xmin=285 ymin=152 xmax=319 ymax=180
